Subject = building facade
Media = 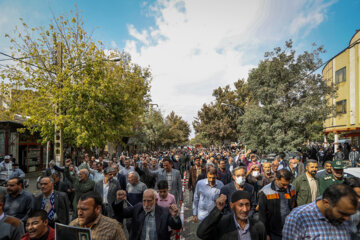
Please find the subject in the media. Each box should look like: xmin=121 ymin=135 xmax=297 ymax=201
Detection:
xmin=323 ymin=30 xmax=360 ymax=148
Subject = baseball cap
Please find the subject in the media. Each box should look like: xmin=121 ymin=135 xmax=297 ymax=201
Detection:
xmin=4 ymin=155 xmax=10 ymax=160
xmin=331 ymin=160 xmax=344 ymax=170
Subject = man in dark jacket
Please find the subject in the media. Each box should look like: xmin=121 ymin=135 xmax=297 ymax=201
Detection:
xmin=258 ymin=169 xmax=295 ymax=240
xmin=94 ymin=167 xmax=121 ymax=217
xmin=197 ymin=191 xmax=266 ymax=240
xmin=113 ymin=189 xmax=182 ymax=240
xmin=220 ymin=166 xmax=256 ymax=216
xmin=188 ymin=157 xmax=206 ymax=192
xmin=33 ymin=177 xmax=70 ymax=227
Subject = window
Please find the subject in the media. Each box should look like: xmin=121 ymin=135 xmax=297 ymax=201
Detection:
xmin=335 ymin=67 xmax=346 ymax=84
xmin=336 ymin=100 xmax=347 ymax=114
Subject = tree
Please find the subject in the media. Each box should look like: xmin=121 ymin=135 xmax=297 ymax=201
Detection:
xmin=0 ymin=10 xmax=151 ymax=148
xmin=162 ymin=111 xmax=191 ymax=147
xmin=193 ymin=79 xmax=251 ymax=144
xmin=131 ymin=109 xmax=190 ymax=150
xmin=239 ymin=40 xmax=335 ymax=153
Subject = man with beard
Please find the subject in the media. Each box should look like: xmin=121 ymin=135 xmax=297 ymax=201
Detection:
xmin=64 ymin=159 xmax=94 ymax=215
xmin=113 ymin=189 xmax=182 ymax=240
xmin=197 ymin=191 xmax=266 ymax=240
xmin=4 ymin=177 xmax=33 ymax=224
xmin=0 ymin=191 xmax=24 ymax=240
xmin=21 ymin=210 xmax=54 ymax=240
xmin=70 ymin=191 xmax=126 ymax=240
xmin=282 ymin=184 xmax=358 ymax=240
xmin=292 ymin=159 xmax=319 ymax=206
xmin=319 ymin=160 xmax=348 ymax=195
xmin=193 ymin=169 xmax=223 ymax=223
xmin=258 ymin=169 xmax=295 ymax=240
xmin=316 ymin=160 xmax=332 ymax=179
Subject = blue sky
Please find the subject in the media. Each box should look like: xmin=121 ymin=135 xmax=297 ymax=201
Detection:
xmin=1 ymin=0 xmax=360 ymax=136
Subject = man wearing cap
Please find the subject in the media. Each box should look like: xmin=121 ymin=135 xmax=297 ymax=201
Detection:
xmin=0 ymin=155 xmax=13 ymax=180
xmin=9 ymin=164 xmax=25 ymax=179
xmin=319 ymin=159 xmax=347 ymax=195
xmin=197 ymin=191 xmax=266 ymax=240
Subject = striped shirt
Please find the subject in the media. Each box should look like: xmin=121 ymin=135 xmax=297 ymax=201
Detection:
xmin=282 ymin=201 xmax=352 ymax=240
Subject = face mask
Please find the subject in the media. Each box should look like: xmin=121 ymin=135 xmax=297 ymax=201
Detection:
xmin=235 ymin=176 xmax=246 ymax=186
xmin=69 ymin=172 xmax=74 ymax=176
xmin=293 ymin=164 xmax=298 ymax=168
xmin=252 ymin=171 xmax=260 ymax=177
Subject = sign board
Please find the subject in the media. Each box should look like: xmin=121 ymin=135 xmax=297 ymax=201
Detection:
xmin=55 ymin=223 xmax=92 ymax=240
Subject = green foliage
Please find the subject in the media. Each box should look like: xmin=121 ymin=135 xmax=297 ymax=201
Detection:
xmin=0 ymin=10 xmax=151 ymax=148
xmin=132 ymin=109 xmax=190 ymax=150
xmin=239 ymin=40 xmax=335 ymax=153
xmin=193 ymin=79 xmax=251 ymax=144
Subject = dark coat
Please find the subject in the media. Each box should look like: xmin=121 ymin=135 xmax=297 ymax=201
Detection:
xmin=220 ymin=182 xmax=256 ymax=217
xmin=188 ymin=165 xmax=206 ymax=191
xmin=258 ymin=181 xmax=296 ymax=237
xmin=116 ymin=173 xmax=127 ymax=191
xmin=197 ymin=207 xmax=266 ymax=240
xmin=113 ymin=201 xmax=182 ymax=240
xmin=94 ymin=178 xmax=121 ymax=217
xmin=53 ymin=181 xmax=69 ymax=193
xmin=33 ymin=191 xmax=70 ymax=225
xmin=135 ymin=166 xmax=157 ymax=188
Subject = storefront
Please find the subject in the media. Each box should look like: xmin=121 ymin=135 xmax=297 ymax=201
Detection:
xmin=0 ymin=121 xmax=45 ymax=172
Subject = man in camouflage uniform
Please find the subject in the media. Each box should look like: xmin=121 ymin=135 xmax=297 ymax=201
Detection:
xmin=319 ymin=160 xmax=347 ymax=195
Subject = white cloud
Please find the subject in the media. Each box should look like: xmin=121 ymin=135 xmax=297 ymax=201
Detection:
xmin=123 ymin=0 xmax=334 ymax=137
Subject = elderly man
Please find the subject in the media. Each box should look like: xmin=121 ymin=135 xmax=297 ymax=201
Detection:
xmin=33 ymin=177 xmax=69 ymax=227
xmin=94 ymin=167 xmax=121 ymax=217
xmin=4 ymin=177 xmax=33 ymax=224
xmin=197 ymin=191 xmax=266 ymax=240
xmin=113 ymin=189 xmax=182 ymax=240
xmin=0 ymin=191 xmax=24 ymax=240
xmin=70 ymin=192 xmax=126 ymax=240
xmin=126 ymin=171 xmax=147 ymax=207
xmin=261 ymin=162 xmax=275 ymax=186
xmin=64 ymin=159 xmax=94 ymax=214
xmin=283 ymin=184 xmax=358 ymax=240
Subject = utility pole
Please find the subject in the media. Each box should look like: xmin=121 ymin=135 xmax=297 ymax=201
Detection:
xmin=54 ymin=43 xmax=64 ymax=166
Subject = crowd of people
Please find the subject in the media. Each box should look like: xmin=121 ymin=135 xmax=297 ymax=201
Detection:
xmin=0 ymin=144 xmax=359 ymax=239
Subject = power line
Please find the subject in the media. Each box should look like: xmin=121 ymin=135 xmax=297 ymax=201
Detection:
xmin=0 ymin=51 xmax=54 ymax=73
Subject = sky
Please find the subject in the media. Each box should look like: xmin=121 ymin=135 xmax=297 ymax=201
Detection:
xmin=0 ymin=0 xmax=360 ymax=137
